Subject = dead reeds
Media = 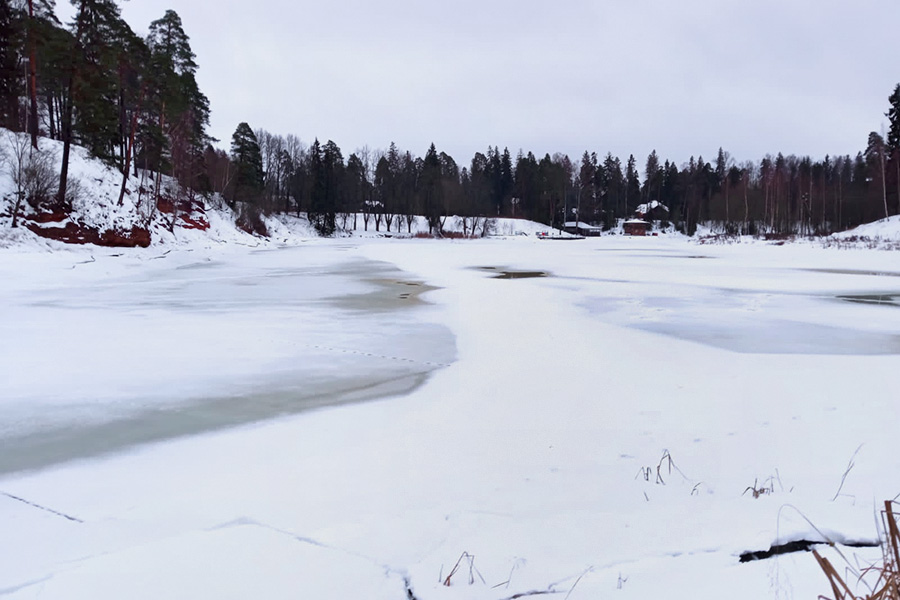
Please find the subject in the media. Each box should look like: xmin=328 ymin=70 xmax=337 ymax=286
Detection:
xmin=814 ymin=500 xmax=900 ymax=600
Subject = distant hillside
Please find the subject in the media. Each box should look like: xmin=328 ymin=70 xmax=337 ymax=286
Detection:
xmin=0 ymin=129 xmax=567 ymax=250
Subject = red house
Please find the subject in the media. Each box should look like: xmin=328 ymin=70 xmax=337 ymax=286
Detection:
xmin=623 ymin=219 xmax=650 ymax=236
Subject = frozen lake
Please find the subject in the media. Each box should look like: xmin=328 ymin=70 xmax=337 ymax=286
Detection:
xmin=0 ymin=244 xmax=455 ymax=474
xmin=1 ymin=236 xmax=898 ymax=600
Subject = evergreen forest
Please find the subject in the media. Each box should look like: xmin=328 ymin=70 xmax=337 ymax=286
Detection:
xmin=3 ymin=0 xmax=900 ymax=238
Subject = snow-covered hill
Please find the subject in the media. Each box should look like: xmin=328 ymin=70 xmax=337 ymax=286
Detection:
xmin=832 ymin=214 xmax=900 ymax=242
xmin=0 ymin=128 xmax=289 ymax=251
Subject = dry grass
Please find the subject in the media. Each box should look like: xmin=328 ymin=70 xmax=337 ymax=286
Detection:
xmin=413 ymin=231 xmax=474 ymax=239
xmin=743 ymin=476 xmax=776 ymax=499
xmin=821 ymin=236 xmax=900 ymax=251
xmin=815 ymin=500 xmax=900 ymax=600
xmin=441 ymin=552 xmax=485 ymax=587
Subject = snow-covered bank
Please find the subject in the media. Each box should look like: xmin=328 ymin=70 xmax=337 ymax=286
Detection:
xmin=1 ymin=236 xmax=899 ymax=599
xmin=829 ymin=214 xmax=900 ymax=247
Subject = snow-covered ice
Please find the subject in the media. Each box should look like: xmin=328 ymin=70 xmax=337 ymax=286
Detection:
xmin=1 ymin=234 xmax=899 ymax=599
xmin=0 ymin=241 xmax=454 ymax=474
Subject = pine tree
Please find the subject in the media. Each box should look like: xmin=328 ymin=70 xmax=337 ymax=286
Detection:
xmin=885 ymin=84 xmax=900 ymax=215
xmin=439 ymin=151 xmax=461 ymax=223
xmin=578 ymin=151 xmax=597 ymax=223
xmin=421 ymin=143 xmax=443 ymax=234
xmin=601 ymin=153 xmax=623 ymax=225
xmin=399 ymin=151 xmax=418 ymax=233
xmin=145 ymin=10 xmax=209 ymax=188
xmin=865 ymin=131 xmax=889 ymax=218
xmin=513 ymin=151 xmax=539 ymax=221
xmin=34 ymin=13 xmax=72 ymax=141
xmin=230 ymin=122 xmax=264 ymax=204
xmin=0 ymin=0 xmax=23 ymax=130
xmin=499 ymin=147 xmax=513 ymax=216
xmin=887 ymin=84 xmax=900 ymax=152
xmin=24 ymin=0 xmax=55 ymax=147
xmin=660 ymin=160 xmax=681 ymax=229
xmin=382 ymin=142 xmax=401 ymax=230
xmin=373 ymin=153 xmax=391 ymax=231
xmin=114 ymin=27 xmax=148 ymax=204
xmin=57 ymin=0 xmax=127 ymax=204
xmin=148 ymin=10 xmax=196 ymax=76
xmin=307 ymin=139 xmax=340 ymax=236
xmin=345 ymin=152 xmax=368 ymax=228
xmin=644 ymin=150 xmax=659 ymax=203
xmin=625 ymin=154 xmax=640 ymax=215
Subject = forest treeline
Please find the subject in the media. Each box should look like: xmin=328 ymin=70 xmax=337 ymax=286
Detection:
xmin=3 ymin=0 xmax=900 ymax=237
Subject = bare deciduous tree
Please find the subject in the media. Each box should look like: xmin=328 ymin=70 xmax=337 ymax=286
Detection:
xmin=2 ymin=130 xmax=57 ymax=227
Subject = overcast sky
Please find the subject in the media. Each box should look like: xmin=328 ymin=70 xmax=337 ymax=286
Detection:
xmin=59 ymin=0 xmax=900 ymax=168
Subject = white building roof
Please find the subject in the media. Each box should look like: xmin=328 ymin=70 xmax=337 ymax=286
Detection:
xmin=635 ymin=200 xmax=669 ymax=215
xmin=564 ymin=221 xmax=602 ymax=231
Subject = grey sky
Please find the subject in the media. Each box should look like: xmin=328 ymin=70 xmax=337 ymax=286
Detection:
xmin=60 ymin=0 xmax=900 ymax=168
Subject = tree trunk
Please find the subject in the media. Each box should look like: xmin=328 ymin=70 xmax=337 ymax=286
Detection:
xmin=118 ymin=87 xmax=143 ymax=206
xmin=56 ymin=87 xmax=73 ymax=206
xmin=807 ymin=179 xmax=812 ymax=236
xmin=838 ymin=174 xmax=843 ymax=230
xmin=57 ymin=4 xmax=88 ymax=206
xmin=118 ymin=87 xmax=126 ymax=170
xmin=881 ymin=152 xmax=889 ymax=219
xmin=155 ymin=104 xmax=165 ymax=207
xmin=743 ymin=178 xmax=749 ymax=233
xmin=724 ymin=181 xmax=729 ymax=224
xmin=46 ymin=91 xmax=55 ymax=139
xmin=772 ymin=185 xmax=781 ymax=233
xmin=26 ymin=0 xmax=39 ymax=149
xmin=895 ymin=156 xmax=899 ymax=215
xmin=11 ymin=192 xmax=23 ymax=228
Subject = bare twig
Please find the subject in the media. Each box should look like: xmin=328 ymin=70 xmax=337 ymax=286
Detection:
xmin=832 ymin=445 xmax=864 ymax=502
xmin=564 ymin=567 xmax=593 ymax=600
xmin=1 ymin=491 xmax=83 ymax=523
xmin=69 ymin=255 xmax=96 ymax=269
xmin=775 ymin=468 xmax=785 ymax=493
xmin=492 ymin=559 xmax=526 ymax=589
xmin=499 ymin=591 xmax=562 ymax=600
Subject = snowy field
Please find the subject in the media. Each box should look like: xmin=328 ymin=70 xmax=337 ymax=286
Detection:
xmin=1 ymin=234 xmax=899 ymax=599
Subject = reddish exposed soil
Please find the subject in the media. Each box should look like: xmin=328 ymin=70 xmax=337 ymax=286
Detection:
xmin=19 ymin=195 xmax=210 ymax=248
xmin=26 ymin=220 xmax=152 ymax=248
xmin=156 ymin=197 xmax=210 ymax=231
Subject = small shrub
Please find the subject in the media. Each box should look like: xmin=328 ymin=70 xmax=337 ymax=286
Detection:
xmin=64 ymin=177 xmax=85 ymax=210
xmin=1 ymin=131 xmax=59 ymax=223
xmin=236 ymin=203 xmax=269 ymax=237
